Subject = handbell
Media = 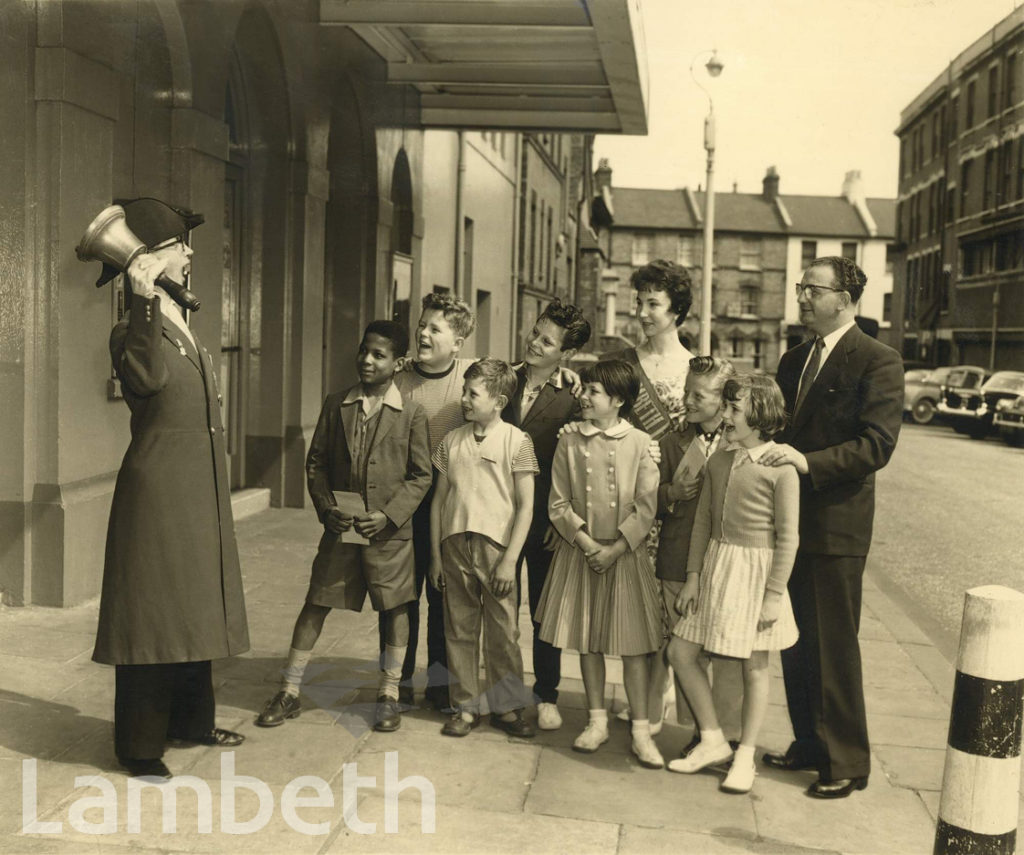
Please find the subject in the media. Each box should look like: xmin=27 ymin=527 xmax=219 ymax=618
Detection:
xmin=75 ymin=204 xmax=201 ymax=312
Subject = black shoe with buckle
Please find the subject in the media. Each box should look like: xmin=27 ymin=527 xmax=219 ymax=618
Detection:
xmin=490 ymin=710 xmax=536 ymax=739
xmin=122 ymin=758 xmax=172 ymax=781
xmin=441 ymin=711 xmax=480 ymax=737
xmin=807 ymin=776 xmax=868 ymax=799
xmin=374 ymin=696 xmax=402 ymax=732
xmin=257 ymin=691 xmax=301 ymax=727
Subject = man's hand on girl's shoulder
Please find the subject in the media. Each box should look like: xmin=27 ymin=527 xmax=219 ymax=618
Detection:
xmin=759 ymin=443 xmax=807 ymax=474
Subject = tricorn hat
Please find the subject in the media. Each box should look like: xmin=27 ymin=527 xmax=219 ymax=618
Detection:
xmin=94 ymin=197 xmax=204 ymax=287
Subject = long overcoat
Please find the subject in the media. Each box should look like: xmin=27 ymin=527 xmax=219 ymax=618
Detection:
xmin=93 ymin=295 xmax=250 ymax=665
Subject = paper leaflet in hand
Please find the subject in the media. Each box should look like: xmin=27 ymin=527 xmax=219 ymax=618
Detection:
xmin=333 ymin=491 xmax=369 ymax=544
xmin=671 ymin=437 xmax=711 ymax=491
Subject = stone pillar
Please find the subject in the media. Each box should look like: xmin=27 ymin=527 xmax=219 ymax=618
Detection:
xmin=28 ymin=46 xmax=126 ymax=605
xmin=282 ymin=161 xmax=330 ymax=508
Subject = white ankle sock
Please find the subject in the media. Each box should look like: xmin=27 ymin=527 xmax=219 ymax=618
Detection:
xmin=283 ymin=647 xmax=312 ymax=696
xmin=631 ymin=719 xmax=651 ymax=737
xmin=588 ymin=709 xmax=608 ymax=727
xmin=733 ymin=743 xmax=756 ymax=764
xmin=699 ymin=727 xmax=726 ymax=745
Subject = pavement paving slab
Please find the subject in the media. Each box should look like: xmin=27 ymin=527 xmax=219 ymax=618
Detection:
xmin=325 ymin=795 xmax=621 ymax=854
xmin=751 ymin=772 xmax=936 ymax=855
xmin=526 ymin=747 xmax=760 ymax=837
xmin=353 ymin=731 xmax=540 ymax=814
xmin=619 ymin=823 xmax=841 ymax=854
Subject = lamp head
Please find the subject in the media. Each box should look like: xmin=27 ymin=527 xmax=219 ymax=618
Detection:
xmin=705 ymin=51 xmax=724 ymax=78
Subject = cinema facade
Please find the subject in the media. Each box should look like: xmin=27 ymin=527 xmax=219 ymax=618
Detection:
xmin=0 ymin=0 xmax=648 ymax=606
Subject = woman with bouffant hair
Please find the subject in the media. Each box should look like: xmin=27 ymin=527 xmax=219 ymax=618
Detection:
xmin=601 ymin=259 xmax=695 ymax=440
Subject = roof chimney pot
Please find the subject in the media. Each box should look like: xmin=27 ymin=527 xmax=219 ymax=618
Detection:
xmin=762 ymin=166 xmax=780 ymax=202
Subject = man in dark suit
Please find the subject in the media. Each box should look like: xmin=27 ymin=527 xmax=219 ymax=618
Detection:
xmin=502 ymin=300 xmax=591 ymax=731
xmin=760 ymin=256 xmax=903 ymax=799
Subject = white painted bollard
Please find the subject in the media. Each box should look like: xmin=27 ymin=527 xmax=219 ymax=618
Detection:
xmin=934 ymin=585 xmax=1024 ymax=855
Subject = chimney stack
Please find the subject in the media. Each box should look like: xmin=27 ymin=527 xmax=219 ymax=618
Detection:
xmin=842 ymin=169 xmax=864 ymax=204
xmin=594 ymin=158 xmax=612 ymax=192
xmin=762 ymin=166 xmax=779 ymax=202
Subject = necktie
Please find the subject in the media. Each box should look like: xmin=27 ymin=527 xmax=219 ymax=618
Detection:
xmin=794 ymin=338 xmax=824 ymax=415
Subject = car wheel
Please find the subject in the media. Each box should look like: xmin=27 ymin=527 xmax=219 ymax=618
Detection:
xmin=911 ymin=398 xmax=936 ymax=425
xmin=1003 ymin=430 xmax=1024 ymax=448
xmin=968 ymin=427 xmax=987 ymax=440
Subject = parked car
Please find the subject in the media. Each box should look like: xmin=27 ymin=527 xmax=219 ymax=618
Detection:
xmin=937 ymin=370 xmax=1024 ymax=439
xmin=904 ymin=366 xmax=984 ymax=425
xmin=994 ymin=394 xmax=1024 ymax=446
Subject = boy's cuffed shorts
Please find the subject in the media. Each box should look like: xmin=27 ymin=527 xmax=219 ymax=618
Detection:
xmin=306 ymin=534 xmax=415 ymax=612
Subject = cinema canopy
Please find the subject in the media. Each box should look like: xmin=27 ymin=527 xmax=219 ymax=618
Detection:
xmin=321 ymin=0 xmax=648 ymax=133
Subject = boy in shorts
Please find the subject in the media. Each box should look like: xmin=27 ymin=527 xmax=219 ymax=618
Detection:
xmin=257 ymin=320 xmax=432 ymax=732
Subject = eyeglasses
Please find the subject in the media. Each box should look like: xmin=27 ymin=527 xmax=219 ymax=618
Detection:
xmin=151 ymin=237 xmax=188 ymax=252
xmin=794 ymin=283 xmax=845 ymax=299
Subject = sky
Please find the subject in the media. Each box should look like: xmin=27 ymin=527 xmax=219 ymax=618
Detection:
xmin=593 ymin=0 xmax=1021 ymax=199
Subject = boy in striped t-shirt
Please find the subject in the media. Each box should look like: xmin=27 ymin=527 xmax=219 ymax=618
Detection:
xmin=389 ymin=293 xmax=477 ymax=712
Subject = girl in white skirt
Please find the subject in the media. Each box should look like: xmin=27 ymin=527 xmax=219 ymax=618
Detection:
xmin=535 ymin=360 xmax=664 ymax=769
xmin=666 ymin=374 xmax=799 ymax=794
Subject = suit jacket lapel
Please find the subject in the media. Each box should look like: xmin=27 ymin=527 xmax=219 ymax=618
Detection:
xmin=790 ymin=326 xmax=860 ymax=435
xmin=372 ymin=404 xmax=398 ymax=448
xmin=340 ymin=400 xmax=360 ymax=460
xmin=522 ymin=381 xmax=559 ymax=428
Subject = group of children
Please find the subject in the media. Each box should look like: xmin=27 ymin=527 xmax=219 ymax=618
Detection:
xmin=256 ymin=290 xmax=800 ymax=796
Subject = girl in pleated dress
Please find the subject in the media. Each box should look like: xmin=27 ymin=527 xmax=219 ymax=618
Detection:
xmin=666 ymin=374 xmax=799 ymax=794
xmin=536 ymin=360 xmax=665 ymax=769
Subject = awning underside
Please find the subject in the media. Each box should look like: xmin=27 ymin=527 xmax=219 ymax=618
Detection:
xmin=320 ymin=0 xmax=649 ymax=134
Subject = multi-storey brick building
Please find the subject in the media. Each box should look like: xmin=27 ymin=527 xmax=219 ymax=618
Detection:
xmin=895 ymin=6 xmax=1024 ymax=369
xmin=591 ymin=162 xmax=895 ymax=371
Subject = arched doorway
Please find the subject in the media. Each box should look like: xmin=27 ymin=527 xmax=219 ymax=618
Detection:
xmin=224 ymin=5 xmax=292 ymax=496
xmin=323 ymin=77 xmax=376 ymax=394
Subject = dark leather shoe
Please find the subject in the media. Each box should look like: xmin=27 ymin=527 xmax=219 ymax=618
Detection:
xmin=762 ymin=750 xmax=816 ymax=772
xmin=168 ymin=727 xmax=245 ymax=747
xmin=807 ymin=776 xmax=868 ymax=799
xmin=374 ymin=696 xmax=401 ymax=732
xmin=490 ymin=710 xmax=536 ymax=739
xmin=441 ymin=712 xmax=480 ymax=737
xmin=123 ymin=758 xmax=172 ymax=780
xmin=202 ymin=728 xmax=245 ymax=746
xmin=257 ymin=691 xmax=301 ymax=727
xmin=398 ymin=686 xmax=416 ymax=708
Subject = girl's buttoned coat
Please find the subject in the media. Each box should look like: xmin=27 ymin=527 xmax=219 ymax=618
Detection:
xmin=548 ymin=421 xmax=659 ymax=550
xmin=93 ymin=296 xmax=250 ymax=665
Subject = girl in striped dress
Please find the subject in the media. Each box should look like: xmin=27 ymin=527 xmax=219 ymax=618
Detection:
xmin=666 ymin=374 xmax=800 ymax=794
xmin=535 ymin=360 xmax=665 ymax=769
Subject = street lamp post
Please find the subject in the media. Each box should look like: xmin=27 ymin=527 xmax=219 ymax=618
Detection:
xmin=692 ymin=50 xmax=723 ymax=356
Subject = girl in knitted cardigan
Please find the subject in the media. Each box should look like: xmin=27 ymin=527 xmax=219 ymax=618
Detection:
xmin=666 ymin=374 xmax=800 ymax=794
